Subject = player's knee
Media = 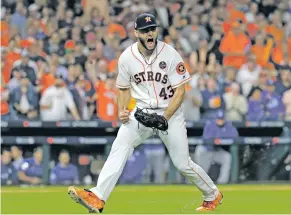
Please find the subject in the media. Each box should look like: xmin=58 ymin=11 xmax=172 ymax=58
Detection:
xmin=174 ymin=163 xmax=189 ymax=174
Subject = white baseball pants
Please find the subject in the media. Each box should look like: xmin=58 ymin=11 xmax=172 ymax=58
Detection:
xmin=90 ymin=108 xmax=219 ymax=201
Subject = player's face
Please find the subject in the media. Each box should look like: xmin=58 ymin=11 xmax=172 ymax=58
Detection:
xmin=136 ymin=27 xmax=158 ymax=51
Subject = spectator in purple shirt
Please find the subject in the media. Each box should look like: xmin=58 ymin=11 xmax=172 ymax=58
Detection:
xmin=247 ymin=89 xmax=264 ymax=121
xmin=201 ymin=78 xmax=225 ymax=119
xmin=18 ymin=147 xmax=43 ymax=185
xmin=261 ymin=80 xmax=285 ymax=120
xmin=50 ymin=150 xmax=79 ymax=185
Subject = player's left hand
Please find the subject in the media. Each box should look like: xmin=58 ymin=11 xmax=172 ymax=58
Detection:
xmin=134 ymin=108 xmax=168 ymax=131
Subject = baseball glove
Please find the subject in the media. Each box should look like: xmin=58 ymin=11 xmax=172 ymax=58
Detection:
xmin=134 ymin=107 xmax=168 ymax=131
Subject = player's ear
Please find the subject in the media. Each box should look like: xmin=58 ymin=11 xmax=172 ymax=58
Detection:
xmin=134 ymin=30 xmax=138 ymax=38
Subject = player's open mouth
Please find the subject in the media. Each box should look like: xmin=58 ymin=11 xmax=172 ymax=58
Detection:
xmin=147 ymin=38 xmax=154 ymax=48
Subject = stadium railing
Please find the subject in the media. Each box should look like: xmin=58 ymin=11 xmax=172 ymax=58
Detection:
xmin=1 ymin=120 xmax=291 ymax=184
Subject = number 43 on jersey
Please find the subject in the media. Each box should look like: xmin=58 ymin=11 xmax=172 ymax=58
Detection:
xmin=159 ymin=85 xmax=174 ymax=100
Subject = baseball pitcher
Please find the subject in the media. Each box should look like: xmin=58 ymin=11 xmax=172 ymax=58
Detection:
xmin=68 ymin=13 xmax=223 ymax=213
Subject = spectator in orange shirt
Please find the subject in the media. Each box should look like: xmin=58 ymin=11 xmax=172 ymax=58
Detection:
xmin=229 ymin=8 xmax=246 ymax=24
xmin=0 ymin=84 xmax=10 ymax=121
xmin=265 ymin=12 xmax=284 ymax=42
xmin=273 ymin=51 xmax=291 ymax=70
xmin=107 ymin=22 xmax=127 ymax=40
xmin=220 ymin=21 xmax=251 ymax=69
xmin=222 ymin=2 xmax=247 ymax=34
xmin=1 ymin=20 xmax=10 ymax=48
xmin=251 ymin=34 xmax=273 ymax=67
xmin=95 ymin=74 xmax=118 ymax=122
xmin=271 ymin=41 xmax=284 ymax=65
xmin=2 ymin=39 xmax=22 ymax=84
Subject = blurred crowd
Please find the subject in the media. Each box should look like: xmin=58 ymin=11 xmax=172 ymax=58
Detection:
xmin=1 ymin=0 xmax=291 ymax=122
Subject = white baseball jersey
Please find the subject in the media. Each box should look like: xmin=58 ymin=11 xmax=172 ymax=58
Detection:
xmin=116 ymin=41 xmax=191 ymax=109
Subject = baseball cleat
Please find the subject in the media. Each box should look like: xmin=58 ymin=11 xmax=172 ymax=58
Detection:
xmin=68 ymin=186 xmax=104 ymax=213
xmin=196 ymin=192 xmax=223 ymax=211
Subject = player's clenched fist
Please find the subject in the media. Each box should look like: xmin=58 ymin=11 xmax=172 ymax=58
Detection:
xmin=119 ymin=109 xmax=130 ymax=124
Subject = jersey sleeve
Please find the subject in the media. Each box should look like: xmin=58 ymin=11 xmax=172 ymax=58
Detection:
xmin=168 ymin=49 xmax=191 ymax=88
xmin=116 ymin=55 xmax=131 ymax=89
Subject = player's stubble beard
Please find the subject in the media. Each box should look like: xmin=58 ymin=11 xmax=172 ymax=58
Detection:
xmin=138 ymin=36 xmax=158 ymax=57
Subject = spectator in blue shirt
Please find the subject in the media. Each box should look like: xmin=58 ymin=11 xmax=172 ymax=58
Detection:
xmin=201 ymin=78 xmax=225 ymax=120
xmin=194 ymin=111 xmax=238 ymax=184
xmin=18 ymin=147 xmax=43 ymax=185
xmin=247 ymin=89 xmax=265 ymax=121
xmin=262 ymin=80 xmax=285 ymax=121
xmin=1 ymin=148 xmax=18 ymax=185
xmin=10 ymin=73 xmax=38 ymax=120
xmin=11 ymin=3 xmax=27 ymax=38
xmin=50 ymin=150 xmax=79 ymax=185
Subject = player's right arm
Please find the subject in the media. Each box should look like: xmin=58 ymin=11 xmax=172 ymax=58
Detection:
xmin=116 ymin=53 xmax=131 ymax=124
xmin=117 ymin=88 xmax=131 ymax=123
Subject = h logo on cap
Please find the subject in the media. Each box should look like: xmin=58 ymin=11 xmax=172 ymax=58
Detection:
xmin=145 ymin=16 xmax=152 ymax=22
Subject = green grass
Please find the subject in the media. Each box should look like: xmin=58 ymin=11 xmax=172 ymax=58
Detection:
xmin=1 ymin=184 xmax=291 ymax=214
